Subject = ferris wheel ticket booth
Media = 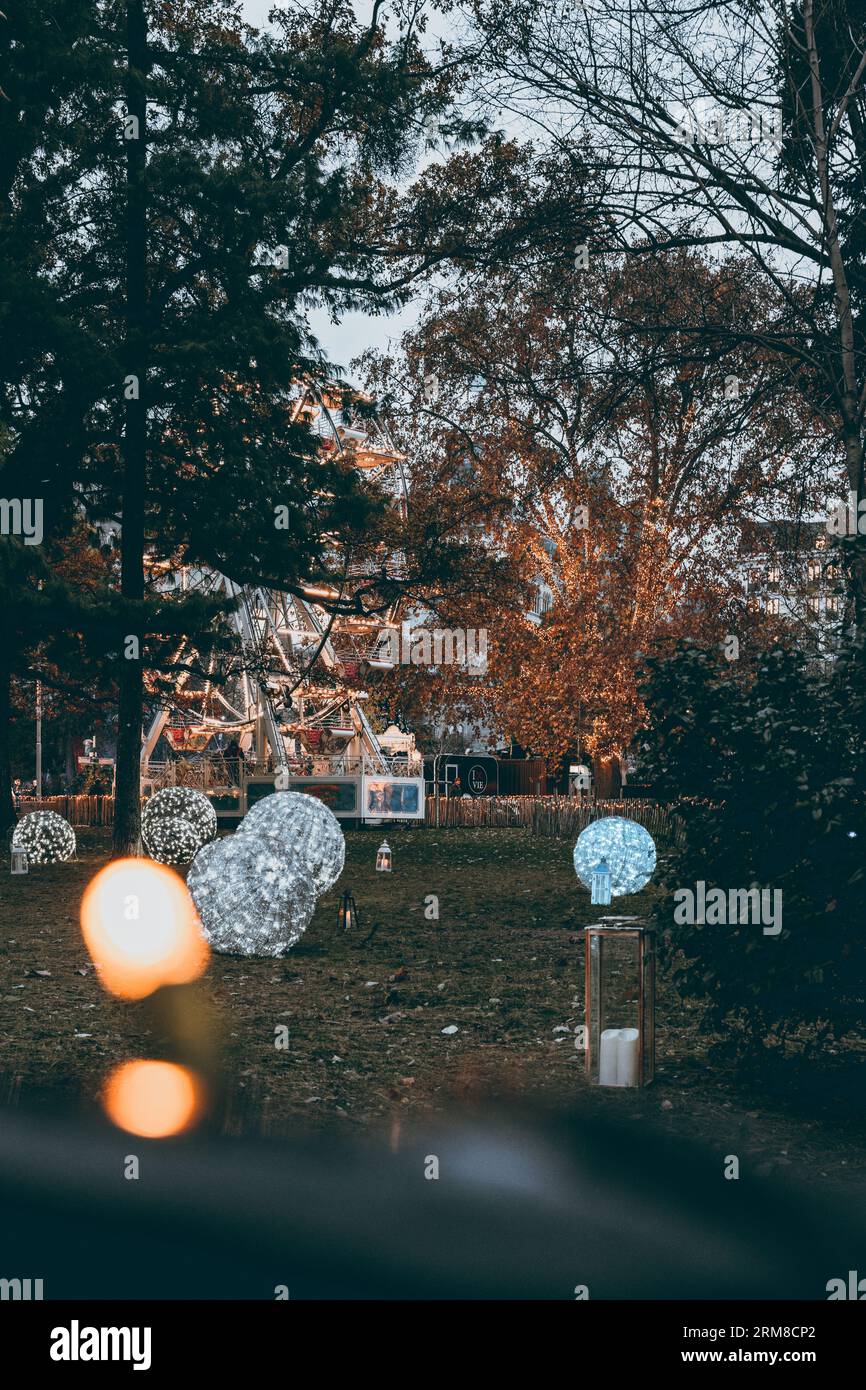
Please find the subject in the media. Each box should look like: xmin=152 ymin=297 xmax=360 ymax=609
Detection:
xmin=268 ymin=770 xmax=425 ymax=823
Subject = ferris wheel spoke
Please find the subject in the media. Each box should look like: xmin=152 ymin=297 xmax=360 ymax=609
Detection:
xmin=143 ymin=382 xmax=422 ymax=780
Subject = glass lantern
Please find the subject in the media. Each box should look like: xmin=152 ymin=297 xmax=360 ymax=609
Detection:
xmin=338 ymin=890 xmax=359 ymax=932
xmin=10 ymin=847 xmax=28 ymax=875
xmin=376 ymin=839 xmax=392 ymax=872
xmin=585 ymin=920 xmax=655 ymax=1087
xmin=590 ymin=859 xmax=612 ymax=904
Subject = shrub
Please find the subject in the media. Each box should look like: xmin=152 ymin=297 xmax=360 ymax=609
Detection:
xmin=637 ymin=641 xmax=866 ymax=1054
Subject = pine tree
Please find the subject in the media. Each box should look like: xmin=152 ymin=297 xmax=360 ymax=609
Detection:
xmin=0 ymin=1 xmax=483 ymax=847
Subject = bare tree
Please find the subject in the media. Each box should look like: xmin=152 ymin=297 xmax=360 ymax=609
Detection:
xmin=468 ymin=0 xmax=866 ymax=648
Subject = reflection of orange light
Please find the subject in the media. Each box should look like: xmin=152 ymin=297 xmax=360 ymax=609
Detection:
xmin=103 ymin=1060 xmax=204 ymax=1137
xmin=80 ymin=859 xmax=209 ymax=1000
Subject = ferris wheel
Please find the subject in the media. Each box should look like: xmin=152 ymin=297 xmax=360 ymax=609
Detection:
xmin=141 ymin=382 xmax=418 ymax=782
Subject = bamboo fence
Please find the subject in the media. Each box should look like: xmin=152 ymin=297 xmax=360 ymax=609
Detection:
xmin=12 ymin=795 xmax=116 ymax=827
xmin=13 ymin=792 xmax=683 ymax=843
xmin=424 ymin=795 xmax=684 ymax=842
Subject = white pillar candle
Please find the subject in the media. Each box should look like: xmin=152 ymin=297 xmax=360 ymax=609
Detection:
xmin=598 ymin=1028 xmax=621 ymax=1085
xmin=616 ymin=1027 xmax=640 ymax=1087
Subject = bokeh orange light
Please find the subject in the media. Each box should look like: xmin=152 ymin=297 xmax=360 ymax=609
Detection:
xmin=80 ymin=858 xmax=209 ymax=999
xmin=102 ymin=1059 xmax=204 ymax=1138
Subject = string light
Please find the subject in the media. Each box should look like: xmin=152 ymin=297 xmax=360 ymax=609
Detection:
xmin=12 ymin=810 xmax=76 ymax=865
xmin=236 ymin=791 xmax=345 ymax=895
xmin=574 ymin=816 xmax=657 ymax=897
xmin=187 ymin=833 xmax=316 ymax=956
xmin=142 ymin=787 xmax=217 ymax=866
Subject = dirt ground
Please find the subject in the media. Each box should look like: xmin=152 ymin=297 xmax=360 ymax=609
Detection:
xmin=1 ymin=825 xmax=864 ymax=1193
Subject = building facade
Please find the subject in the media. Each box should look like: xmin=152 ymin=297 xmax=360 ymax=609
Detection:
xmin=739 ymin=520 xmax=843 ymax=655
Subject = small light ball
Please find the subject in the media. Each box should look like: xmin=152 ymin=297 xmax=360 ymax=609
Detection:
xmin=187 ymin=834 xmax=316 ymax=956
xmin=142 ymin=787 xmax=217 ymax=866
xmin=12 ymin=810 xmax=76 ymax=865
xmin=574 ymin=816 xmax=656 ymax=898
xmin=237 ymin=791 xmax=344 ymax=895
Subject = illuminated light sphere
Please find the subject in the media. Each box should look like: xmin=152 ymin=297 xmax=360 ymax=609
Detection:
xmin=80 ymin=858 xmax=210 ymax=1000
xmin=187 ymin=833 xmax=317 ymax=956
xmin=143 ymin=815 xmax=201 ymax=867
xmin=237 ymin=790 xmax=345 ymax=895
xmin=12 ymin=810 xmax=76 ymax=865
xmin=102 ymin=1059 xmax=204 ymax=1138
xmin=573 ymin=816 xmax=657 ymax=898
xmin=142 ymin=787 xmax=217 ymax=866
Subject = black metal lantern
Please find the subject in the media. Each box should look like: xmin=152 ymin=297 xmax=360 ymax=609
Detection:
xmin=585 ymin=919 xmax=655 ymax=1087
xmin=338 ymin=890 xmax=360 ymax=932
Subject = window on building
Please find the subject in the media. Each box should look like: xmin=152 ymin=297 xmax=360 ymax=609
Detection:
xmin=826 ymin=564 xmax=839 ymax=580
xmin=815 ymin=534 xmax=827 ymax=550
xmin=531 ymin=586 xmax=552 ymax=616
xmin=807 ymin=596 xmax=820 ymax=615
xmin=766 ymin=597 xmax=780 ymax=615
xmin=767 ymin=565 xmax=780 ymax=584
xmin=807 ymin=560 xmax=821 ymax=582
xmin=826 ymin=596 xmax=839 ymax=616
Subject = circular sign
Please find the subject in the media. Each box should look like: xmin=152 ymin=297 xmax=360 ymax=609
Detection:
xmin=467 ymin=765 xmax=488 ymax=794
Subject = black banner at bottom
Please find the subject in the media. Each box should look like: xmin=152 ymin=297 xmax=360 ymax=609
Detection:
xmin=3 ymin=1299 xmax=862 ymax=1375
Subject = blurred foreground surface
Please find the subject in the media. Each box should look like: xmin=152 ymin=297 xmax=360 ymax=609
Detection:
xmin=0 ymin=1100 xmax=861 ymax=1299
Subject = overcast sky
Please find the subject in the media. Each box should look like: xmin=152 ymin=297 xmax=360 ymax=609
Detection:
xmin=240 ymin=0 xmax=433 ymax=378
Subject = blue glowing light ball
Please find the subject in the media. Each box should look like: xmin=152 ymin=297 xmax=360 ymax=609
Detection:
xmin=573 ymin=816 xmax=657 ymax=898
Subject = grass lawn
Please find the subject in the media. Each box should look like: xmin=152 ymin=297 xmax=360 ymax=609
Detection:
xmin=1 ymin=825 xmax=864 ymax=1191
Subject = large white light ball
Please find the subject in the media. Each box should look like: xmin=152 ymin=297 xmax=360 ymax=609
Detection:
xmin=187 ymin=834 xmax=316 ymax=956
xmin=573 ymin=816 xmax=657 ymax=898
xmin=142 ymin=787 xmax=217 ymax=866
xmin=237 ymin=791 xmax=345 ymax=895
xmin=12 ymin=810 xmax=76 ymax=865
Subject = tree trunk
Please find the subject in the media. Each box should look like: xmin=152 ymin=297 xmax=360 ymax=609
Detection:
xmin=112 ymin=0 xmax=148 ymax=857
xmin=64 ymin=728 xmax=74 ymax=789
xmin=842 ymin=428 xmax=866 ymax=659
xmin=829 ymin=421 xmax=866 ymax=662
xmin=0 ymin=626 xmax=16 ymax=838
xmin=804 ymin=2 xmax=866 ymax=659
xmin=592 ymin=753 xmax=622 ymax=800
xmin=850 ymin=538 xmax=866 ymax=657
